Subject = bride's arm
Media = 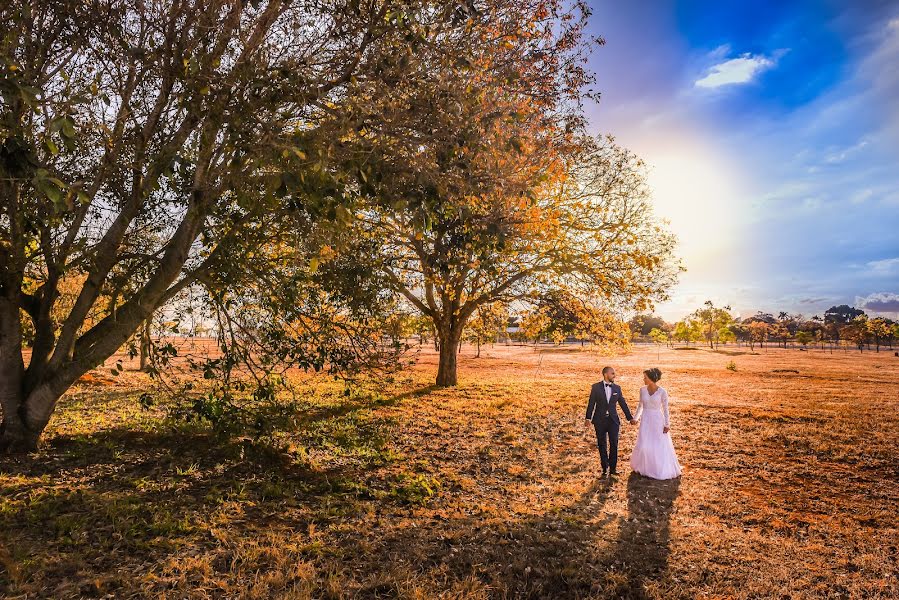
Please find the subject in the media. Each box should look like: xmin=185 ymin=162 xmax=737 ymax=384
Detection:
xmin=662 ymin=389 xmax=671 ymax=429
xmin=634 ymin=388 xmax=644 ymax=422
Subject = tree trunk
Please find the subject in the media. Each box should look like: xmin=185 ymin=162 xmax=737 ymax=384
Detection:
xmin=0 ymin=384 xmax=60 ymax=453
xmin=436 ymin=324 xmax=463 ymax=387
xmin=0 ymin=298 xmax=63 ymax=452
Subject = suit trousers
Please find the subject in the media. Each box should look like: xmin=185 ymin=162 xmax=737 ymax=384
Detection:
xmin=593 ymin=417 xmax=620 ymax=471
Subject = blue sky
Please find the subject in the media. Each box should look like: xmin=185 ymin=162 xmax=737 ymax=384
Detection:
xmin=583 ymin=0 xmax=899 ymax=321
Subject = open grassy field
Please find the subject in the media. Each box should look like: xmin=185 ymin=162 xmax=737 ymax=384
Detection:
xmin=1 ymin=342 xmax=897 ymax=599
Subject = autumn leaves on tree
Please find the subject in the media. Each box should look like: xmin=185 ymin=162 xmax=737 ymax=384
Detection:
xmin=1 ymin=0 xmax=679 ymax=451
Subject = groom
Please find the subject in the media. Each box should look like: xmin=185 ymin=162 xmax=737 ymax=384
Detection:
xmin=584 ymin=366 xmax=636 ymax=477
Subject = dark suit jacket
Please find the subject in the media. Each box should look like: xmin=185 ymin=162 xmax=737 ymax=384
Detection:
xmin=585 ymin=382 xmax=633 ymax=425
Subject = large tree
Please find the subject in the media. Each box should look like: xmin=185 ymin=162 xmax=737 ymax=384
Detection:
xmin=0 ymin=0 xmax=445 ymax=451
xmin=824 ymin=304 xmax=865 ymax=324
xmin=341 ymin=0 xmax=600 ymax=385
xmin=369 ymin=134 xmax=679 ymax=386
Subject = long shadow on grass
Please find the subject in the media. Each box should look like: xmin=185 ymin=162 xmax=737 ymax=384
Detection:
xmin=360 ymin=478 xmax=617 ymax=598
xmin=605 ymin=472 xmax=681 ymax=599
xmin=364 ymin=472 xmax=681 ymax=599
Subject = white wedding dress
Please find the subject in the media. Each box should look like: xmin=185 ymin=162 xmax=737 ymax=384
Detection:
xmin=630 ymin=385 xmax=682 ymax=479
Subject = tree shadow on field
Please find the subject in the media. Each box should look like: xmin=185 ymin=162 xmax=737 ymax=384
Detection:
xmin=0 ymin=412 xmax=395 ymax=596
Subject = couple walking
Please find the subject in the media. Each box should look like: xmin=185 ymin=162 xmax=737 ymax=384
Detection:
xmin=583 ymin=366 xmax=682 ymax=480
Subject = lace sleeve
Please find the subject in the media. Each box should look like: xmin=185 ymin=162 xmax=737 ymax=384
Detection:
xmin=662 ymin=388 xmax=670 ymax=427
xmin=634 ymin=387 xmax=644 ymax=421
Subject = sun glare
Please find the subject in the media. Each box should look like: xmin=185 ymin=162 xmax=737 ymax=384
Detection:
xmin=645 ymin=143 xmax=748 ymax=273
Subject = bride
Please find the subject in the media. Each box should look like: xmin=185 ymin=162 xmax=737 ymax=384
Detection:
xmin=630 ymin=368 xmax=682 ymax=480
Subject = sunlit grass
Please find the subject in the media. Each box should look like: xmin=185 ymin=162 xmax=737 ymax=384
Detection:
xmin=1 ymin=343 xmax=896 ymax=598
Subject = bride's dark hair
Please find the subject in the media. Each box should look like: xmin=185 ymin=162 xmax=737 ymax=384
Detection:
xmin=643 ymin=368 xmax=662 ymax=383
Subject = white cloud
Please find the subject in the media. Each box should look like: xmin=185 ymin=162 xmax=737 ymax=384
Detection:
xmin=695 ymin=53 xmax=776 ymax=88
xmin=867 ymin=257 xmax=899 ymax=274
xmin=855 ymin=291 xmax=899 ymax=314
xmin=860 ymin=17 xmax=899 ymax=137
xmin=824 ymin=138 xmax=870 ymax=163
xmin=850 ymin=188 xmax=875 ymax=204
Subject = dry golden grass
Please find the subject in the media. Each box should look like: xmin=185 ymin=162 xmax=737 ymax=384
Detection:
xmin=1 ymin=343 xmax=897 ymax=598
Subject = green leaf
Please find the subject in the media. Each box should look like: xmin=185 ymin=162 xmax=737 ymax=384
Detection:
xmin=18 ymin=84 xmax=39 ymax=107
xmin=41 ymin=182 xmax=62 ymax=204
xmin=44 ymin=138 xmax=59 ymax=155
xmin=61 ymin=118 xmax=76 ymax=139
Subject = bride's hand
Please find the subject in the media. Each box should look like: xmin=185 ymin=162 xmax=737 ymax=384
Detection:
xmin=663 ymin=426 xmax=670 ymax=434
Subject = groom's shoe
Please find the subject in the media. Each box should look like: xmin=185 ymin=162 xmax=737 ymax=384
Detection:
xmin=601 ymin=468 xmax=608 ymax=478
xmin=609 ymin=470 xmax=619 ymax=477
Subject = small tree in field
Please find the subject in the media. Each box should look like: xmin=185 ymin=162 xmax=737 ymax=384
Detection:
xmin=648 ymin=326 xmax=667 ymax=359
xmin=717 ymin=326 xmax=736 ymax=346
xmin=410 ymin=314 xmax=433 ymax=347
xmin=748 ymin=322 xmax=769 ymax=350
xmin=649 ymin=327 xmax=668 ymax=346
xmin=531 ymin=289 xmax=626 ymax=347
xmin=867 ymin=318 xmax=891 ymax=352
xmin=629 ymin=314 xmax=667 ymax=338
xmin=385 ymin=310 xmax=415 ymax=347
xmin=842 ymin=316 xmax=869 ymax=352
xmin=770 ymin=320 xmax=791 ymax=349
xmin=795 ymin=330 xmax=813 ymax=348
xmin=690 ymin=300 xmax=733 ymax=349
xmin=672 ymin=321 xmax=693 ymax=346
xmin=465 ymin=302 xmax=508 ymax=358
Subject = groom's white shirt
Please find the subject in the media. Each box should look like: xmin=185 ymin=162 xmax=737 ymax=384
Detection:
xmin=603 ymin=381 xmax=612 ymax=401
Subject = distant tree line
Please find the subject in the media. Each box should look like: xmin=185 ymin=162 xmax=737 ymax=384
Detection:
xmin=629 ymin=303 xmax=899 ymax=353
